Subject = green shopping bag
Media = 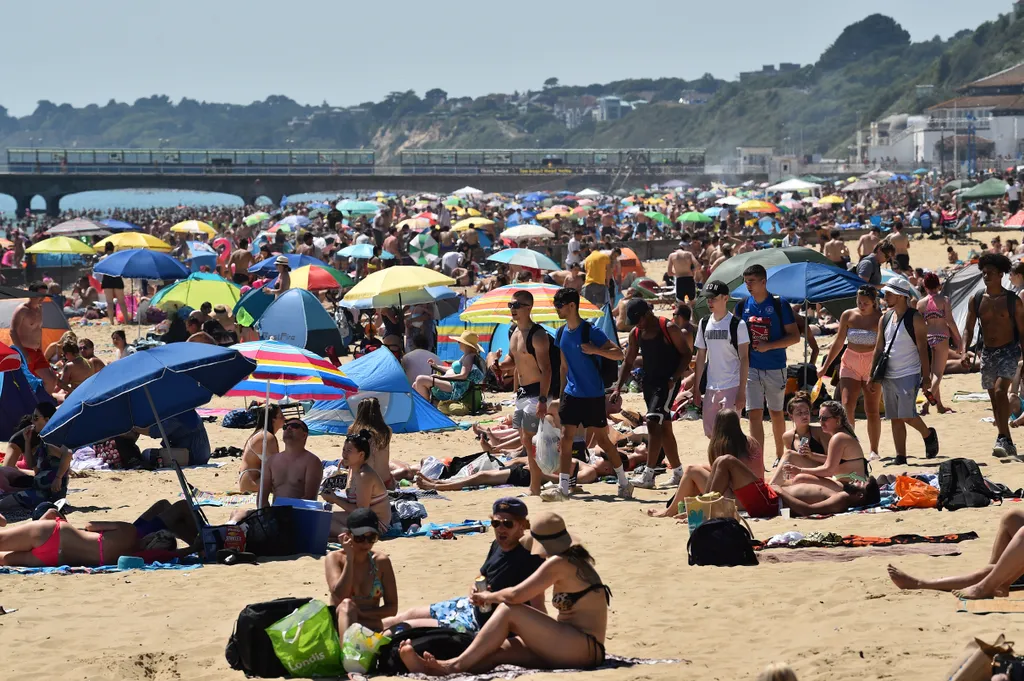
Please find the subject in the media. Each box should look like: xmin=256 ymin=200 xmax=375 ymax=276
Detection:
xmin=265 ymin=599 xmax=343 ymax=678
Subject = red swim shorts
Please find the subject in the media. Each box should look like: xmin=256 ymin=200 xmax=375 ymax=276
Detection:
xmin=22 ymin=347 xmax=49 ymax=376
xmin=734 ymin=479 xmax=781 ymax=519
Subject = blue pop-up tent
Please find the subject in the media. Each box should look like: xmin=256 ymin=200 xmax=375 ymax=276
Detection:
xmin=305 ymin=348 xmax=455 ymax=436
xmin=256 ymin=289 xmax=341 ymax=356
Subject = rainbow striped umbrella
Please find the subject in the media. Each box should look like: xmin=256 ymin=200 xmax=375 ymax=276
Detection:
xmin=460 ymin=283 xmax=603 ymax=324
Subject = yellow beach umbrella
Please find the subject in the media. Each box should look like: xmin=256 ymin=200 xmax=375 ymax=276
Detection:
xmin=25 ymin=236 xmax=95 ymax=255
xmin=342 ymin=266 xmax=455 ymax=307
xmin=170 ymin=220 xmax=216 ymax=237
xmin=453 ymin=217 xmax=495 ymax=232
xmin=736 ymin=200 xmax=779 ymax=214
xmin=818 ymin=195 xmax=845 ymax=205
xmin=94 ymin=232 xmax=173 ymax=252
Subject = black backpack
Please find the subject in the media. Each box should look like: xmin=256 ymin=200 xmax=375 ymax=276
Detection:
xmin=697 ymin=314 xmax=742 ymax=394
xmin=937 ymin=458 xmax=1000 ymax=511
xmin=686 ymin=518 xmax=759 ymax=567
xmin=374 ymin=626 xmax=476 ymax=675
xmin=556 ymin=320 xmax=619 ymax=390
xmin=226 ymin=597 xmax=314 ymax=678
xmin=509 ymin=323 xmax=562 ymax=398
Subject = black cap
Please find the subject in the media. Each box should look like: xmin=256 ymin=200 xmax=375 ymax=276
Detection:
xmin=625 ymin=298 xmax=652 ymax=325
xmin=703 ymin=281 xmax=731 ymax=297
xmin=492 ymin=497 xmax=528 ymax=518
xmin=347 ymin=508 xmax=380 ymax=536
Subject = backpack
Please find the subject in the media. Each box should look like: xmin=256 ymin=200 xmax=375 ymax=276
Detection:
xmin=511 ymin=323 xmax=562 ymax=398
xmin=972 ymin=289 xmax=1020 ymax=344
xmin=937 ymin=458 xmax=1000 ymax=511
xmin=686 ymin=518 xmax=759 ymax=567
xmin=226 ymin=597 xmax=314 ymax=678
xmin=222 ymin=408 xmax=257 ymax=429
xmin=556 ymin=321 xmax=619 ymax=390
xmin=881 ymin=307 xmax=919 ymax=347
xmin=697 ymin=314 xmax=742 ymax=394
xmin=374 ymin=627 xmax=476 ymax=675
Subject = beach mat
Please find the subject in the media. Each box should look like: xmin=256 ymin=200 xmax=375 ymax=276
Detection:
xmin=759 ymin=543 xmax=963 ymax=564
xmin=401 ymin=654 xmax=684 ymax=681
xmin=0 ymin=560 xmax=202 ymax=576
xmin=957 ymin=598 xmax=1024 ymax=614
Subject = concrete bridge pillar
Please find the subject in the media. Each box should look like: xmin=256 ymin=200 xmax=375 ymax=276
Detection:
xmin=43 ymin=195 xmax=65 ymax=217
xmin=13 ymin=196 xmax=34 ymax=218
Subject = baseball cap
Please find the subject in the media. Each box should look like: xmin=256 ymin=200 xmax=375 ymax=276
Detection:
xmin=881 ymin=279 xmax=913 ymax=298
xmin=346 ymin=508 xmax=381 ymax=536
xmin=492 ymin=497 xmax=528 ymax=518
xmin=703 ymin=281 xmax=731 ymax=298
xmin=625 ymin=298 xmax=652 ymax=325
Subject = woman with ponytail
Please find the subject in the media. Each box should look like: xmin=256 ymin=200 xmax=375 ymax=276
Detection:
xmin=323 ymin=429 xmax=392 ymax=536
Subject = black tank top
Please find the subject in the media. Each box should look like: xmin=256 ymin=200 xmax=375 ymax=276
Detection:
xmin=635 ymin=318 xmax=681 ymax=383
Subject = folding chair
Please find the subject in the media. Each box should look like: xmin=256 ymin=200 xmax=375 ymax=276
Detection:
xmin=173 ymin=461 xmax=243 ymax=562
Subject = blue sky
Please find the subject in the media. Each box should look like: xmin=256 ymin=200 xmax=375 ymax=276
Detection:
xmin=1 ymin=0 xmax=1012 ymax=116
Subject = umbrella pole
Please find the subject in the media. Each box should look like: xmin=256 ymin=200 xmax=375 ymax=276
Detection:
xmin=142 ymin=385 xmax=171 ymax=450
xmin=257 ymin=379 xmax=271 ymax=508
xmin=803 ymin=301 xmax=809 ymax=364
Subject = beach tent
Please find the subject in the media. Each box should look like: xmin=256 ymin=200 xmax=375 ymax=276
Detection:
xmin=304 ymin=348 xmax=455 ymax=436
xmin=0 ymin=348 xmax=55 ymax=440
xmin=943 ymin=263 xmax=1012 ymax=338
xmin=0 ymin=287 xmax=70 ymax=349
xmin=233 ymin=285 xmax=275 ymax=328
xmin=766 ymin=178 xmax=821 ymax=193
xmin=959 ymin=178 xmax=1009 ymax=201
xmin=256 ymin=289 xmax=341 ymax=356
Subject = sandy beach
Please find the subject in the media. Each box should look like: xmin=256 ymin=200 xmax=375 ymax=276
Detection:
xmin=2 ymin=232 xmax=1020 ymax=681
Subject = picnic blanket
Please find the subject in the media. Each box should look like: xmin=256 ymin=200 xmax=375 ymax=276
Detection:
xmin=759 ymin=543 xmax=964 ymax=564
xmin=755 ymin=531 xmax=978 ymax=551
xmin=400 ymin=655 xmax=683 ymax=681
xmin=0 ymin=560 xmax=202 ymax=575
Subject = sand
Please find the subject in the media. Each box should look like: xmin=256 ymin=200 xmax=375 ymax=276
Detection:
xmin=0 ymin=232 xmax=1019 ymax=681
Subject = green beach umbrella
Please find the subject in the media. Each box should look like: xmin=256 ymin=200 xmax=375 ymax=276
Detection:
xmin=409 ymin=233 xmax=439 ymax=265
xmin=678 ymin=211 xmax=712 ymax=224
xmin=644 ymin=211 xmax=670 ymax=225
xmin=244 ymin=211 xmax=270 ymax=226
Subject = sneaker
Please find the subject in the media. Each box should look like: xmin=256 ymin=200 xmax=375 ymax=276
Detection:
xmin=994 ymin=436 xmax=1012 ymax=458
xmin=923 ymin=427 xmax=940 ymax=459
xmin=867 ymin=451 xmax=881 ymax=462
xmin=617 ymin=480 xmax=635 ymax=500
xmin=669 ymin=467 xmax=684 ymax=487
xmin=629 ymin=466 xmax=656 ymax=489
xmin=541 ymin=487 xmax=571 ymax=502
xmin=1006 ymin=440 xmax=1018 ymax=458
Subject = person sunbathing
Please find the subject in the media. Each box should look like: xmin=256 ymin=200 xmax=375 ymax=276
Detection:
xmin=238 ymin=404 xmax=284 ymax=494
xmin=325 ymin=508 xmax=398 ymax=634
xmin=888 ymin=507 xmax=1024 ymax=600
xmin=769 ymin=401 xmax=867 ymax=489
xmin=321 ymin=430 xmax=392 ymax=536
xmin=398 ymin=512 xmax=611 ymax=675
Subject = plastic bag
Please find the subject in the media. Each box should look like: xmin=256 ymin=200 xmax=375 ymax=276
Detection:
xmin=450 ymin=453 xmax=500 ymax=480
xmin=342 ymin=623 xmax=391 ymax=674
xmin=265 ymin=599 xmax=344 ymax=678
xmin=533 ymin=417 xmax=561 ymax=475
xmin=420 ymin=457 xmax=445 ymax=480
xmin=894 ymin=475 xmax=939 ymax=508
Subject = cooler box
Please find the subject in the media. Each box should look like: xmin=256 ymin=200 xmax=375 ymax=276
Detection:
xmin=272 ymin=497 xmax=333 ymax=556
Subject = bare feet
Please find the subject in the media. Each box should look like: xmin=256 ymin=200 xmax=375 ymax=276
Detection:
xmin=938 ymin=406 xmax=956 ymax=414
xmin=646 ymin=505 xmax=674 ymax=518
xmin=398 ymin=643 xmax=451 ymax=676
xmin=953 ymin=583 xmax=1004 ymax=600
xmin=887 ymin=564 xmax=923 ymax=590
xmin=414 ymin=474 xmax=437 ymax=491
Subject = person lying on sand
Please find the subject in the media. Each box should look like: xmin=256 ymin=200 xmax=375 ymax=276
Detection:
xmin=325 ymin=508 xmax=398 ymax=634
xmin=888 ymin=507 xmax=1024 ymax=600
xmin=383 ymin=498 xmax=544 ymax=634
xmin=398 ymin=512 xmax=611 ymax=675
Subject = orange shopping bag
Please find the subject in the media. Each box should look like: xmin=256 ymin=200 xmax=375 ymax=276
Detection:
xmin=894 ymin=475 xmax=938 ymax=508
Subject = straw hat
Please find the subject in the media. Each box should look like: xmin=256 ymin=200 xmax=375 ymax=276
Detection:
xmin=213 ymin=304 xmax=233 ymax=326
xmin=529 ymin=512 xmax=573 ymax=557
xmin=274 ymin=255 xmax=290 ymax=268
xmin=453 ymin=331 xmax=483 ymax=354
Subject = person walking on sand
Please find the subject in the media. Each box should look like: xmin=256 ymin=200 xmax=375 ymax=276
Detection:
xmin=507 ymin=289 xmax=553 ymax=496
xmin=692 ymin=281 xmax=749 ymax=437
xmin=667 ymin=241 xmax=699 ymax=308
xmin=869 ymin=279 xmax=939 ymax=465
xmin=544 ymin=287 xmax=630 ymax=502
xmin=961 ymin=253 xmax=1024 ymax=458
xmin=614 ymin=298 xmax=691 ymax=489
xmin=917 ymin=272 xmax=961 ymax=415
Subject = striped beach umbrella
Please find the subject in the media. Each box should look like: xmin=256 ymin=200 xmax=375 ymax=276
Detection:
xmin=460 ymin=283 xmax=603 ymax=324
xmin=408 ymin=233 xmax=439 ymax=265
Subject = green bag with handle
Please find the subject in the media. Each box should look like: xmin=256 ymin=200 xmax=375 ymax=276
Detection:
xmin=265 ymin=599 xmax=343 ymax=678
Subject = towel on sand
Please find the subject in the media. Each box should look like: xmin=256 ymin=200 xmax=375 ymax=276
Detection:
xmin=0 ymin=560 xmax=201 ymax=575
xmin=759 ymin=544 xmax=963 ymax=564
xmin=401 ymin=655 xmax=683 ymax=681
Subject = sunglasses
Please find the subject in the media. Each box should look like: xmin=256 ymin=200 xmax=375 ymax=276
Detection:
xmin=819 ymin=413 xmax=836 ymax=422
xmin=283 ymin=422 xmax=307 ymax=432
xmin=352 ymin=533 xmax=378 ymax=544
xmin=507 ymin=301 xmax=531 ymax=310
xmin=490 ymin=518 xmax=517 ymax=529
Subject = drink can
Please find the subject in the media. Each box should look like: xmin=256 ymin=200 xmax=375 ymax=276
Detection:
xmin=475 ymin=577 xmax=492 ymax=612
xmin=677 ymin=501 xmax=686 ymax=516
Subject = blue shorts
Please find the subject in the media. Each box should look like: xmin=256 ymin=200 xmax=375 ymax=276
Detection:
xmin=429 ymin=597 xmax=479 ymax=633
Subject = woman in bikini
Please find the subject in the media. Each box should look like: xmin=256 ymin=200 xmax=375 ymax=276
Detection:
xmin=917 ymin=272 xmax=960 ymax=415
xmin=767 ymin=392 xmax=831 ymax=486
xmin=238 ymin=404 xmax=284 ymax=494
xmin=325 ymin=508 xmax=398 ymax=634
xmin=0 ymin=404 xmax=72 ymax=512
xmin=780 ymin=401 xmax=868 ymax=490
xmin=322 ymin=430 xmax=392 ymax=536
xmin=399 ymin=512 xmax=611 ymax=675
xmin=348 ymin=398 xmax=401 ymax=490
xmin=819 ymin=284 xmax=883 ymax=458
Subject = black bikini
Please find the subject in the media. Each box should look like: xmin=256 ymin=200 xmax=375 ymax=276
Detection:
xmin=551 ymin=584 xmax=612 ymax=667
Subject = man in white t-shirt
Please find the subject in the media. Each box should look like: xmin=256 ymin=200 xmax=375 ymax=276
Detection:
xmin=401 ymin=333 xmax=440 ymax=385
xmin=1007 ymin=179 xmax=1021 ymax=216
xmin=440 ymin=249 xmax=463 ymax=276
xmin=565 ymin=229 xmax=583 ymax=267
xmin=692 ymin=281 xmax=750 ymax=437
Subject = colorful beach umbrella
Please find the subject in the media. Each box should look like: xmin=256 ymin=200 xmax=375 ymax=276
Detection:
xmin=736 ymin=200 xmax=779 ymax=214
xmin=408 ymin=233 xmax=439 ymax=265
xmin=486 ymin=248 xmax=560 ymax=271
xmin=243 ymin=212 xmax=271 ymax=226
xmin=149 ymin=272 xmax=242 ymax=311
xmin=453 ymin=217 xmax=495 ymax=232
xmin=0 ymin=341 xmax=22 ymax=374
xmin=94 ymin=232 xmax=173 ymax=253
xmin=289 ymin=265 xmax=355 ymax=291
xmin=171 ymin=220 xmax=217 ymax=237
xmin=343 ymin=266 xmax=454 ymax=306
xmin=397 ymin=217 xmax=434 ymax=231
xmin=25 ymin=236 xmax=95 ymax=255
xmin=460 ymin=283 xmax=603 ymax=324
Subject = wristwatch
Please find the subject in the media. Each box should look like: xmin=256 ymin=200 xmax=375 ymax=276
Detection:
xmin=538 ymin=396 xmax=548 ymax=404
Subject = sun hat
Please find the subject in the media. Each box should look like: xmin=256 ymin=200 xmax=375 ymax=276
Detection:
xmin=530 ymin=512 xmax=573 ymax=556
xmin=881 ymin=279 xmax=913 ymax=298
xmin=274 ymin=255 xmax=290 ymax=268
xmin=453 ymin=331 xmax=484 ymax=353
xmin=346 ymin=508 xmax=380 ymax=536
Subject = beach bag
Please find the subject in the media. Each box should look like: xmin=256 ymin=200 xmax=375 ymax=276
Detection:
xmin=341 ymin=623 xmax=391 ymax=674
xmin=894 ymin=475 xmax=939 ymax=509
xmin=533 ymin=417 xmax=561 ymax=475
xmin=266 ymin=599 xmax=344 ymax=678
xmin=938 ymin=458 xmax=999 ymax=512
xmin=226 ymin=596 xmax=313 ymax=677
xmin=374 ymin=627 xmax=475 ymax=675
xmin=242 ymin=506 xmax=296 ymax=557
xmin=945 ymin=634 xmax=1012 ymax=681
xmin=683 ymin=492 xmax=739 ymax=532
xmin=686 ymin=518 xmax=758 ymax=567
xmin=223 ymin=408 xmax=257 ymax=429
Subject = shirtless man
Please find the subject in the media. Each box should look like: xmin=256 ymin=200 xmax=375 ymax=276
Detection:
xmin=823 ymin=229 xmax=850 ymax=268
xmin=77 ymin=338 xmax=106 ymax=373
xmin=227 ymin=238 xmax=255 ymax=284
xmin=857 ymin=225 xmax=882 ymax=262
xmin=549 ymin=263 xmax=583 ymax=292
xmin=888 ymin=222 xmax=911 ymax=273
xmin=56 ymin=340 xmax=94 ymax=395
xmin=383 ymin=227 xmax=402 ymax=259
xmin=507 ymin=290 xmax=552 ymax=496
xmin=256 ymin=418 xmax=322 ymax=506
xmin=10 ymin=281 xmax=58 ymax=393
xmin=667 ymin=241 xmax=699 ymax=307
xmin=70 ymin=276 xmax=99 ymax=308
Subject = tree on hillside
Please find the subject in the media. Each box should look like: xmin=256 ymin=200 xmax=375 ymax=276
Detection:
xmin=817 ymin=14 xmax=910 ymax=70
xmin=543 ymin=77 xmax=559 ymax=89
xmin=425 ymin=88 xmax=448 ymax=107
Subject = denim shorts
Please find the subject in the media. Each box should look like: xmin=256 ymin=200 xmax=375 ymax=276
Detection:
xmin=429 ymin=597 xmax=479 ymax=633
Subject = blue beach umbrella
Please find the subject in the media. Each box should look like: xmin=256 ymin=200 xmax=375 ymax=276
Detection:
xmin=99 ymin=219 xmax=142 ymax=232
xmin=247 ymin=253 xmax=328 ymax=277
xmin=93 ymin=249 xmax=189 ymax=280
xmin=40 ymin=344 xmax=256 ymax=449
xmin=337 ymin=244 xmax=396 ymax=260
xmin=486 ymin=248 xmax=560 ymax=271
xmin=703 ymin=206 xmax=724 ymax=217
xmin=729 ymin=261 xmax=864 ymax=304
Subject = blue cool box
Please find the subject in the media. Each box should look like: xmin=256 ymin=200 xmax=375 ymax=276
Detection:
xmin=272 ymin=497 xmax=333 ymax=556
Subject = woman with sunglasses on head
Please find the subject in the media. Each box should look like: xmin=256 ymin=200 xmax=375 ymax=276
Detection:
xmin=326 ymin=508 xmax=398 ymax=635
xmin=383 ymin=498 xmax=544 ymax=634
xmin=819 ymin=284 xmax=883 ymax=459
xmin=322 ymin=429 xmax=392 ymax=537
xmin=399 ymin=512 xmax=611 ymax=676
xmin=777 ymin=401 xmax=868 ymax=490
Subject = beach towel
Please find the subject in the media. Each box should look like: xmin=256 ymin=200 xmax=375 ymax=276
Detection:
xmin=181 ymin=489 xmax=258 ymax=507
xmin=400 ymin=654 xmax=684 ymax=681
xmin=957 ymin=598 xmax=1024 ymax=614
xmin=953 ymin=392 xmax=992 ymax=402
xmin=759 ymin=543 xmax=964 ymax=564
xmin=755 ymin=531 xmax=977 ymax=550
xmin=0 ymin=560 xmax=202 ymax=575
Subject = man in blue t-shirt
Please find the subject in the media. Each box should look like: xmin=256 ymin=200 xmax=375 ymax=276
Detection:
xmin=737 ymin=265 xmax=799 ymax=462
xmin=545 ymin=287 xmax=631 ymax=502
